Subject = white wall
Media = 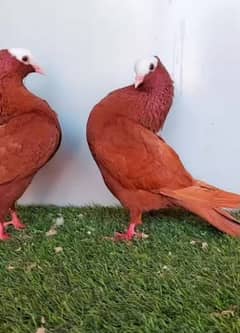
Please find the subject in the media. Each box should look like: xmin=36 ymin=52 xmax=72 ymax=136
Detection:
xmin=1 ymin=0 xmax=240 ymax=205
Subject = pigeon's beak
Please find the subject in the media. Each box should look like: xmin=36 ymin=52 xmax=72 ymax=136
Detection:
xmin=134 ymin=75 xmax=144 ymax=88
xmin=33 ymin=64 xmax=45 ymax=75
xmin=30 ymin=60 xmax=45 ymax=75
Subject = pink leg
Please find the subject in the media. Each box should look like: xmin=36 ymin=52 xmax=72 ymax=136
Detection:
xmin=4 ymin=209 xmax=26 ymax=230
xmin=114 ymin=210 xmax=146 ymax=241
xmin=0 ymin=222 xmax=10 ymax=240
xmin=114 ymin=222 xmax=138 ymax=241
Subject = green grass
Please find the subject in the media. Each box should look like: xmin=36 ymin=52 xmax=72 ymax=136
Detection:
xmin=0 ymin=206 xmax=240 ymax=332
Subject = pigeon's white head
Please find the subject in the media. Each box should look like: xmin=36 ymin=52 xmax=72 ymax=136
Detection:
xmin=7 ymin=48 xmax=44 ymax=74
xmin=134 ymin=56 xmax=159 ymax=88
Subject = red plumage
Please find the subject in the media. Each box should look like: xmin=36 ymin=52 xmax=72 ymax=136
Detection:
xmin=0 ymin=49 xmax=61 ymax=239
xmin=87 ymin=56 xmax=240 ymax=240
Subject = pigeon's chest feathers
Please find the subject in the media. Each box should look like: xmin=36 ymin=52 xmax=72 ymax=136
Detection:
xmin=0 ymin=90 xmax=3 ymax=116
xmin=0 ymin=83 xmax=35 ymax=123
xmin=0 ymin=86 xmax=15 ymax=123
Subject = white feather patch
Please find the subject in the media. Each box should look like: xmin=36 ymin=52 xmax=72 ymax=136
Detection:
xmin=8 ymin=48 xmax=32 ymax=64
xmin=134 ymin=56 xmax=158 ymax=77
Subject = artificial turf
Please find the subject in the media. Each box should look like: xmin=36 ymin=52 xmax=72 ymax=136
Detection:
xmin=0 ymin=206 xmax=240 ymax=332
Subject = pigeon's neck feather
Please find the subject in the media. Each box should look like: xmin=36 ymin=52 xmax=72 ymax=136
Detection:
xmin=119 ymin=78 xmax=173 ymax=133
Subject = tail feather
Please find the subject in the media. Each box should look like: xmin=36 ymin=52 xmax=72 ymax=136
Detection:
xmin=159 ymin=183 xmax=240 ymax=236
xmin=160 ymin=184 xmax=240 ymax=209
xmin=195 ymin=180 xmax=240 ymax=208
xmin=180 ymin=201 xmax=240 ymax=237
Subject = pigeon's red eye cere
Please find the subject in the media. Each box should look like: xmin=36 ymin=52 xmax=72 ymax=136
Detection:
xmin=22 ymin=56 xmax=29 ymax=62
xmin=149 ymin=63 xmax=154 ymax=71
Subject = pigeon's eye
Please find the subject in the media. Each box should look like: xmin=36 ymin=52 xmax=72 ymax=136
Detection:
xmin=149 ymin=63 xmax=154 ymax=71
xmin=22 ymin=56 xmax=29 ymax=62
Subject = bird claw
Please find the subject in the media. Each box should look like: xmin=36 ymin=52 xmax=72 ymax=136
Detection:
xmin=17 ymin=223 xmax=26 ymax=230
xmin=114 ymin=232 xmax=134 ymax=241
xmin=135 ymin=232 xmax=149 ymax=239
xmin=0 ymin=227 xmax=11 ymax=240
xmin=0 ymin=232 xmax=11 ymax=240
xmin=0 ymin=222 xmax=11 ymax=240
xmin=14 ymin=221 xmax=26 ymax=230
xmin=4 ymin=218 xmax=26 ymax=230
xmin=113 ymin=231 xmax=149 ymax=242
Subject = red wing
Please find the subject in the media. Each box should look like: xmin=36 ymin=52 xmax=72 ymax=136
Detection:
xmin=91 ymin=117 xmax=193 ymax=191
xmin=0 ymin=111 xmax=60 ymax=184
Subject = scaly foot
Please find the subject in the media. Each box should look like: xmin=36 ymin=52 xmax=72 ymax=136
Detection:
xmin=4 ymin=210 xmax=26 ymax=230
xmin=0 ymin=223 xmax=10 ymax=240
xmin=114 ymin=231 xmax=147 ymax=241
xmin=113 ymin=223 xmax=148 ymax=241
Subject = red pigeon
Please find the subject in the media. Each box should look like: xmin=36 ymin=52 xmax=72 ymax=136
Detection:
xmin=0 ymin=48 xmax=61 ymax=240
xmin=87 ymin=55 xmax=240 ymax=241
